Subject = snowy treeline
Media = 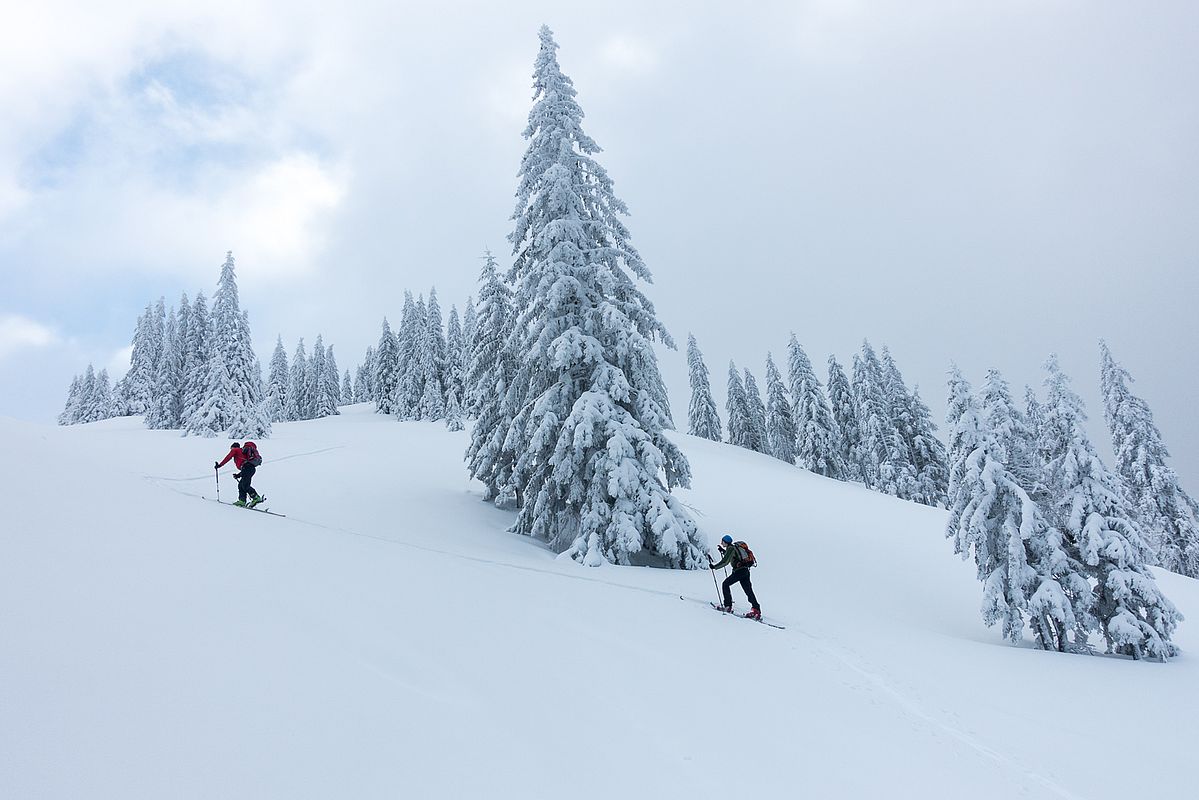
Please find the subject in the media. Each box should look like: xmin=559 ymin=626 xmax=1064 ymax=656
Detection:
xmin=946 ymin=353 xmax=1183 ymax=659
xmin=59 ymin=253 xmax=271 ymax=439
xmin=689 ymin=335 xmax=948 ymax=508
xmin=360 ymin=286 xmax=471 ymax=433
xmin=262 ymin=334 xmax=346 ymax=423
xmin=462 ymin=27 xmax=704 ymax=569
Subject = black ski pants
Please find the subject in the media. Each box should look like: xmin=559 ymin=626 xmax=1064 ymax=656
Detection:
xmin=722 ymin=566 xmax=759 ymax=611
xmin=237 ymin=464 xmax=260 ymax=502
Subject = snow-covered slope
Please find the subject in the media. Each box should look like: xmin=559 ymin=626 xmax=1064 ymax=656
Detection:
xmin=3 ymin=405 xmax=1196 ymax=799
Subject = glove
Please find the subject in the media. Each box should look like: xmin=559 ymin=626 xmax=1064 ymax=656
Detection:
xmin=214 ymin=461 xmax=220 ymax=469
xmin=707 ymin=560 xmax=715 ymax=569
xmin=232 ymin=472 xmax=241 ymax=479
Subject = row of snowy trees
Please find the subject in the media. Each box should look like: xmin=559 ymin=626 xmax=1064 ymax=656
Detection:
xmin=460 ymin=27 xmax=704 ymax=569
xmin=687 ymin=335 xmax=949 ymax=508
xmin=59 ymin=253 xmax=271 ymax=439
xmin=359 ymin=286 xmax=473 ymax=433
xmin=263 ymin=334 xmax=349 ymax=423
xmin=946 ymin=347 xmax=1189 ymax=659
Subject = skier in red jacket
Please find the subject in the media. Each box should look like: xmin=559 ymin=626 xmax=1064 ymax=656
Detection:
xmin=214 ymin=441 xmax=264 ymax=508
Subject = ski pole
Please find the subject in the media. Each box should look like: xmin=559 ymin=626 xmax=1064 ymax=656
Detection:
xmin=709 ymin=558 xmax=722 ymax=605
xmin=215 ymin=466 xmax=220 ymax=502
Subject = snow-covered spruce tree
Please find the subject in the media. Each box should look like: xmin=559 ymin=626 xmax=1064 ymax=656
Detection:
xmin=466 ymin=251 xmax=519 ymax=503
xmin=907 ymin=387 xmax=950 ymax=507
xmin=764 ymin=354 xmax=797 ymax=464
xmin=726 ymin=361 xmax=751 ymax=449
xmin=311 ymin=336 xmax=338 ymax=418
xmin=58 ymin=374 xmax=83 ymax=425
xmin=145 ymin=306 xmax=183 ymax=429
xmin=325 ymin=345 xmax=341 ymax=406
xmin=373 ymin=318 xmax=400 ymax=415
xmin=742 ymin=368 xmax=769 ymax=455
xmin=878 ymin=346 xmax=920 ymax=500
xmin=395 ymin=293 xmax=425 ymax=418
xmin=285 ymin=339 xmax=309 ymax=421
xmin=354 ymin=346 xmax=375 ymax=405
xmin=342 ymin=369 xmax=353 ymax=405
xmin=685 ymin=334 xmax=722 ymax=441
xmin=851 ymin=343 xmax=889 ymax=488
xmin=788 ymin=335 xmax=842 ymax=478
xmin=499 ymin=26 xmax=703 ymax=567
xmin=197 ymin=252 xmax=269 ymax=438
xmin=121 ymin=304 xmax=155 ymax=415
xmin=827 ymin=355 xmax=862 ymax=482
xmin=1040 ymin=355 xmax=1180 ymax=659
xmin=950 ymin=368 xmax=1074 ymax=650
xmin=1024 ymin=386 xmax=1046 ymax=480
xmin=264 ymin=336 xmax=290 ymax=422
xmin=418 ymin=288 xmax=447 ymax=421
xmin=90 ymin=369 xmax=114 ymax=422
xmin=445 ymin=305 xmax=465 ymax=411
xmin=945 ymin=365 xmax=983 ymax=547
xmin=181 ymin=292 xmax=212 ymax=426
xmin=75 ymin=366 xmax=98 ymax=423
xmin=1101 ymin=341 xmax=1199 ymax=577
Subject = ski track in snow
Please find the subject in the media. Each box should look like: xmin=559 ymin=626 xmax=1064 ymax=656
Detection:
xmin=149 ymin=467 xmax=1083 ymax=800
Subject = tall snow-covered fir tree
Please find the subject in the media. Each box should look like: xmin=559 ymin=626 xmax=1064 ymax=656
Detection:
xmin=948 ymin=367 xmax=1074 ymax=651
xmin=342 ymin=369 xmax=353 ymax=405
xmin=764 ymin=354 xmax=797 ymax=464
xmin=827 ymin=355 xmax=861 ymax=483
xmin=145 ymin=305 xmax=183 ymax=430
xmin=498 ymin=26 xmax=703 ymax=568
xmin=1040 ymin=355 xmax=1179 ymax=659
xmin=192 ymin=252 xmax=269 ymax=438
xmin=788 ymin=336 xmax=843 ymax=478
xmin=444 ymin=305 xmax=466 ymax=411
xmin=311 ymin=336 xmax=338 ymax=418
xmin=181 ymin=292 xmax=212 ymax=427
xmin=264 ymin=336 xmax=290 ymax=423
xmin=876 ymin=346 xmax=919 ymax=501
xmin=465 ymin=251 xmax=519 ymax=503
xmin=1100 ymin=341 xmax=1199 ymax=578
xmin=120 ymin=302 xmax=161 ymax=415
xmin=373 ymin=318 xmax=401 ymax=415
xmin=906 ymin=386 xmax=950 ymax=507
xmin=58 ymin=374 xmax=83 ymax=425
xmin=445 ymin=386 xmax=465 ymax=432
xmin=417 ymin=288 xmax=447 ymax=420
xmin=685 ymin=334 xmax=722 ymax=442
xmin=852 ymin=341 xmax=891 ymax=491
xmin=286 ymin=339 xmax=310 ymax=421
xmin=726 ymin=361 xmax=751 ymax=450
xmin=742 ymin=368 xmax=769 ymax=455
xmin=395 ymin=293 xmax=425 ymax=418
xmin=354 ymin=346 xmax=375 ymax=406
xmin=461 ymin=296 xmax=477 ymax=399
xmin=326 ymin=345 xmax=341 ymax=406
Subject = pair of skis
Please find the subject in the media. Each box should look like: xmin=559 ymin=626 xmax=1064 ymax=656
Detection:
xmin=202 ymin=496 xmax=286 ymax=517
xmin=679 ymin=595 xmax=785 ymax=629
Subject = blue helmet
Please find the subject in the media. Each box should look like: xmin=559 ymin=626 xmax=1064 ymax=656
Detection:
xmin=721 ymin=534 xmax=734 ymax=545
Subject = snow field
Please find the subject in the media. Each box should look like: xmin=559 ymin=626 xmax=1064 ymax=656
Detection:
xmin=2 ymin=405 xmax=1196 ymax=799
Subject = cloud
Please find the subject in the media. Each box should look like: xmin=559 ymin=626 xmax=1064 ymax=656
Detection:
xmin=599 ymin=35 xmax=660 ymax=73
xmin=0 ymin=314 xmax=59 ymax=360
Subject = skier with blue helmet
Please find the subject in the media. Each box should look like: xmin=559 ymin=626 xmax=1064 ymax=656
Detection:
xmin=709 ymin=533 xmax=761 ymax=619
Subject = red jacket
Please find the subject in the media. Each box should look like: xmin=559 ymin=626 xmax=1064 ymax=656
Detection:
xmin=217 ymin=445 xmax=246 ymax=469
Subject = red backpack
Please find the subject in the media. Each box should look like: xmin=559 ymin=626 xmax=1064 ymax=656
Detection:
xmin=242 ymin=441 xmax=263 ymax=467
xmin=734 ymin=541 xmax=756 ymax=568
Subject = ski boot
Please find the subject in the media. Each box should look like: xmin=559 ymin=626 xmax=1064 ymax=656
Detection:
xmin=249 ymin=495 xmax=266 ymax=508
xmin=233 ymin=499 xmax=248 ymax=508
xmin=715 ymin=603 xmax=733 ymax=613
xmin=745 ymin=608 xmax=762 ymax=621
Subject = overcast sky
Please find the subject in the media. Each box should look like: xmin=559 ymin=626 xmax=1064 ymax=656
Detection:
xmin=2 ymin=1 xmax=1196 ymax=484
